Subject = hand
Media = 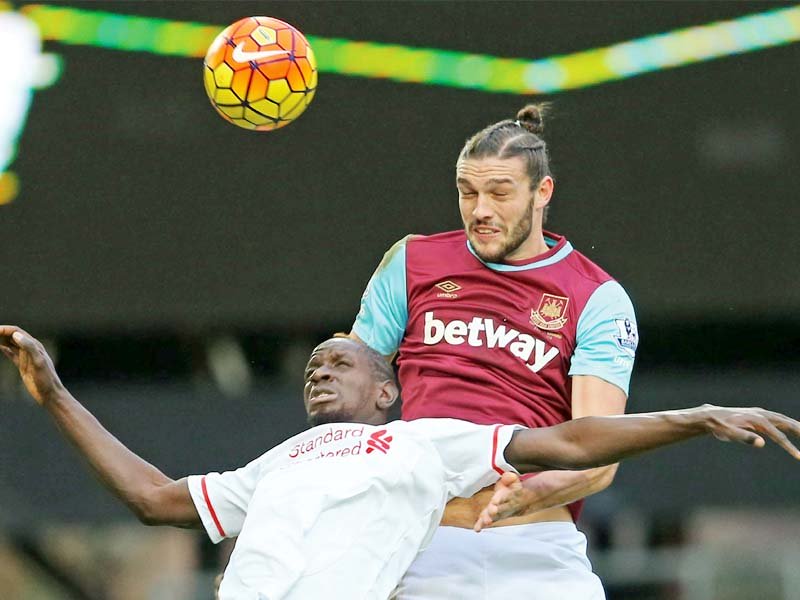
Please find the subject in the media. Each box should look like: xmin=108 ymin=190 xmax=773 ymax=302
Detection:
xmin=698 ymin=404 xmax=800 ymax=459
xmin=0 ymin=325 xmax=65 ymax=406
xmin=473 ymin=472 xmax=527 ymax=532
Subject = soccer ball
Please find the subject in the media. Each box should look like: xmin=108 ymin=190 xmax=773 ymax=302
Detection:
xmin=203 ymin=16 xmax=317 ymax=131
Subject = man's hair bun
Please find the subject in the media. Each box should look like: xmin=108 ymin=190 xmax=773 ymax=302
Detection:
xmin=515 ymin=104 xmax=546 ymax=136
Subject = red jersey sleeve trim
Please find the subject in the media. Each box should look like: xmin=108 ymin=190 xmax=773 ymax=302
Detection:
xmin=491 ymin=425 xmax=505 ymax=476
xmin=201 ymin=476 xmax=227 ymax=538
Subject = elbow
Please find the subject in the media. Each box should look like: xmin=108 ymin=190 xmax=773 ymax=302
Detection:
xmin=129 ymin=497 xmax=161 ymax=526
xmin=136 ymin=507 xmax=163 ymax=527
xmin=128 ymin=490 xmax=170 ymax=526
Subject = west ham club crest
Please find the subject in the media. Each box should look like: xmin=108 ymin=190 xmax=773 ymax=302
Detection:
xmin=530 ymin=293 xmax=569 ymax=331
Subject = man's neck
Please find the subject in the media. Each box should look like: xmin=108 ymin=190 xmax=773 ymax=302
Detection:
xmin=505 ymin=231 xmax=549 ymax=262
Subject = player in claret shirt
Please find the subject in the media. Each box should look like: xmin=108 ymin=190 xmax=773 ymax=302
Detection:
xmin=3 ymin=327 xmax=800 ymax=600
xmin=351 ymin=104 xmax=638 ymax=599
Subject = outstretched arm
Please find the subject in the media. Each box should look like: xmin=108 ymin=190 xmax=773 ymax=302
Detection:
xmin=506 ymin=405 xmax=800 ymax=473
xmin=474 ymin=405 xmax=800 ymax=531
xmin=0 ymin=326 xmax=200 ymax=528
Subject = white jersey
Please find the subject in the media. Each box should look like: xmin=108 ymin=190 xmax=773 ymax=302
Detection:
xmin=188 ymin=418 xmax=520 ymax=600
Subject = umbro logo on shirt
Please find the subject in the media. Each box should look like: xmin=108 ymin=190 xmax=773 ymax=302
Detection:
xmin=434 ymin=280 xmax=461 ymax=299
xmin=366 ymin=429 xmax=393 ymax=454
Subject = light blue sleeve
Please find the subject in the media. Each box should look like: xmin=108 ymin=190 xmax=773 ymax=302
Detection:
xmin=568 ymin=280 xmax=639 ymax=396
xmin=351 ymin=236 xmax=410 ymax=356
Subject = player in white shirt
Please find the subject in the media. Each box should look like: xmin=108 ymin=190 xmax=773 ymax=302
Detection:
xmin=1 ymin=325 xmax=799 ymax=600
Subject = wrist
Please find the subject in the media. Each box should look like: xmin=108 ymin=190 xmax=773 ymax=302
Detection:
xmin=40 ymin=385 xmax=71 ymax=409
xmin=671 ymin=405 xmax=714 ymax=435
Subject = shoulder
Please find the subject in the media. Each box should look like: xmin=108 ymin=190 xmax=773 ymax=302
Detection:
xmin=537 ymin=230 xmax=615 ymax=288
xmin=562 ymin=246 xmax=617 ymax=288
xmin=373 ymin=235 xmax=414 ymax=271
xmin=373 ymin=232 xmax=464 ymax=268
xmin=537 ymin=233 xmax=634 ymax=323
xmin=565 ymin=254 xmax=635 ymax=323
xmin=405 ymin=231 xmax=471 ymax=269
xmin=406 ymin=230 xmax=466 ymax=248
xmin=379 ymin=231 xmax=463 ymax=250
xmin=536 ymin=232 xmax=623 ymax=302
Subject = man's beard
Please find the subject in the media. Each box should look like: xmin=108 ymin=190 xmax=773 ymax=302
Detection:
xmin=307 ymin=409 xmax=354 ymax=427
xmin=468 ymin=199 xmax=534 ymax=263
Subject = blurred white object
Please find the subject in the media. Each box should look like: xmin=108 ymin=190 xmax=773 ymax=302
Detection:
xmin=0 ymin=9 xmax=56 ymax=182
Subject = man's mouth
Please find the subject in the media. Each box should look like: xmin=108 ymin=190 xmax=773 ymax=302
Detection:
xmin=471 ymin=225 xmax=502 ymax=241
xmin=308 ymin=388 xmax=337 ymax=405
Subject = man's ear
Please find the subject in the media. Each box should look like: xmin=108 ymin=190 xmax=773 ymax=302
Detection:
xmin=376 ymin=379 xmax=399 ymax=411
xmin=534 ymin=175 xmax=554 ymax=209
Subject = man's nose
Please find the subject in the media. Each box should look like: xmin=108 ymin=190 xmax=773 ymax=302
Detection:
xmin=472 ymin=194 xmax=495 ymax=220
xmin=310 ymin=365 xmax=333 ymax=381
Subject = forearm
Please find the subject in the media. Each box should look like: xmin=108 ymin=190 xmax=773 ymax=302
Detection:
xmin=507 ymin=409 xmax=705 ymax=472
xmin=515 ymin=464 xmax=618 ymax=513
xmin=44 ymin=389 xmax=176 ymax=522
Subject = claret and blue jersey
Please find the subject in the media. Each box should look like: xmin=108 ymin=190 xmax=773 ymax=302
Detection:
xmin=353 ymin=230 xmax=638 ymax=432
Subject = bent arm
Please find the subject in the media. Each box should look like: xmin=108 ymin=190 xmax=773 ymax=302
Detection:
xmin=510 ymin=375 xmax=625 ymax=513
xmin=444 ymin=378 xmax=626 ymax=529
xmin=497 ymin=468 xmax=617 ymax=518
xmin=1 ymin=326 xmax=200 ymax=528
xmin=505 ymin=405 xmax=800 ymax=473
xmin=517 ymin=280 xmax=639 ymax=509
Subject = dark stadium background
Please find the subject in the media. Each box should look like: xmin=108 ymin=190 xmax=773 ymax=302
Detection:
xmin=1 ymin=2 xmax=799 ymax=599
